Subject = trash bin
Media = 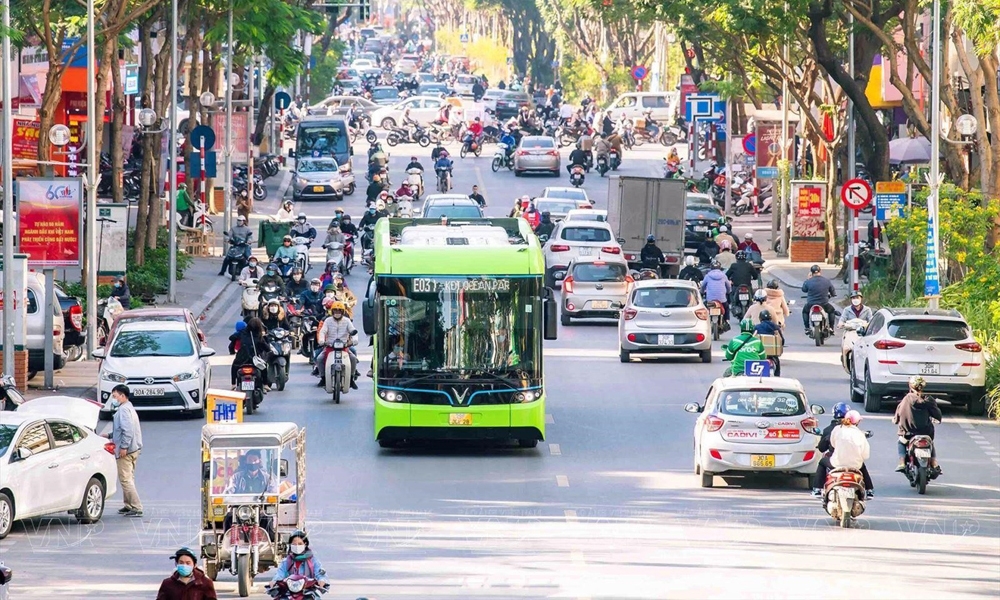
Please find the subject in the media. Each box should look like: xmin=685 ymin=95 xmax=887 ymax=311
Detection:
xmin=259 ymin=220 xmax=293 ymax=260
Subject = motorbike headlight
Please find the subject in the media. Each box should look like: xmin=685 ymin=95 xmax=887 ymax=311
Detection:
xmin=173 ymin=368 xmax=201 ymax=382
xmin=287 ymin=578 xmax=306 ymax=593
xmin=236 ymin=505 xmax=254 ymax=523
xmin=101 ymin=370 xmax=127 ymax=383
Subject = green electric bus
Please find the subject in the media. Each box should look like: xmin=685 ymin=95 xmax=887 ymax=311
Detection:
xmin=362 ymin=218 xmax=558 ymax=448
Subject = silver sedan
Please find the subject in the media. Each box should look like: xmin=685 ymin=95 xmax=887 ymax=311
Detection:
xmin=513 ymin=136 xmax=561 ymax=176
xmin=292 ymin=157 xmax=345 ymax=202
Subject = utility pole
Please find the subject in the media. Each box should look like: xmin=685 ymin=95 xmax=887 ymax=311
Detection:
xmin=85 ymin=0 xmax=98 ymax=358
xmin=847 ymin=12 xmax=857 ymax=292
xmin=927 ymin=0 xmax=942 ymax=309
xmin=168 ymin=0 xmax=179 ymax=303
xmin=224 ymin=0 xmax=234 ymax=236
xmin=2 ymin=0 xmax=13 ymax=375
xmin=778 ymin=7 xmax=791 ymax=256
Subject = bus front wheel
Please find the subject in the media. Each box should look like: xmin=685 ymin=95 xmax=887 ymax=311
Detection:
xmin=518 ymin=439 xmax=538 ymax=449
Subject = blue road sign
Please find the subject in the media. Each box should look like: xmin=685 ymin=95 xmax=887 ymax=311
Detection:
xmin=744 ymin=360 xmax=773 ymax=377
xmin=684 ymin=94 xmax=725 ymax=123
xmin=189 ymin=125 xmax=216 ymax=150
xmin=631 ymin=65 xmax=648 ymax=81
xmin=925 ymin=203 xmax=940 ymax=296
xmin=875 ymin=192 xmax=905 ymax=220
xmin=274 ymin=91 xmax=292 ymax=111
xmin=187 ymin=150 xmax=217 ymax=179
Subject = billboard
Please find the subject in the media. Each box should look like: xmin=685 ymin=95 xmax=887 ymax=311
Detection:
xmin=210 ymin=112 xmax=249 ymax=163
xmin=12 ymin=117 xmax=40 ymax=160
xmin=15 ymin=178 xmax=84 ymax=268
xmin=754 ymin=121 xmax=795 ymax=181
xmin=97 ymin=203 xmax=128 ymax=276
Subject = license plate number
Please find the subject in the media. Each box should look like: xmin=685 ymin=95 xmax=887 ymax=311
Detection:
xmin=739 ymin=294 xmax=749 ymax=301
xmin=919 ymin=363 xmax=940 ymax=375
xmin=449 ymin=413 xmax=472 ymax=425
xmin=578 ymin=247 xmax=593 ymax=256
xmin=811 ymin=314 xmax=824 ymax=322
xmin=694 ymin=226 xmax=708 ymax=232
xmin=841 ymin=487 xmax=856 ymax=498
xmin=133 ymin=387 xmax=164 ymax=397
xmin=751 ymin=454 xmax=775 ymax=468
xmin=591 ymin=300 xmax=610 ymax=309
xmin=658 ymin=334 xmax=674 ymax=346
xmin=915 ymin=449 xmax=932 ymax=458
xmin=709 ymin=307 xmax=722 ymax=316
xmin=312 ymin=186 xmax=325 ymax=192
xmin=241 ymin=380 xmax=255 ymax=391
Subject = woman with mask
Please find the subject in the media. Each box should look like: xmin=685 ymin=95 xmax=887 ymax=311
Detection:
xmin=110 ymin=276 xmax=132 ymax=307
xmin=270 ymin=530 xmax=329 ymax=589
xmin=286 ymin=267 xmax=308 ymax=298
xmin=261 ymin=299 xmax=286 ymax=330
xmin=156 ymin=547 xmax=217 ymax=599
xmin=762 ymin=279 xmax=791 ymax=329
xmin=231 ymin=317 xmax=270 ymax=390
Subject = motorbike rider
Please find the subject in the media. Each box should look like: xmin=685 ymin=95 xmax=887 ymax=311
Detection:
xmin=434 ymin=150 xmax=454 ymax=191
xmin=231 ymin=317 xmax=270 ymax=389
xmin=274 ymin=199 xmax=296 ymax=221
xmin=322 ymin=222 xmax=346 ymax=260
xmin=723 ymin=319 xmax=766 ymax=376
xmin=328 ymin=273 xmax=357 ymax=318
xmin=837 ymin=291 xmax=874 ymax=328
xmin=801 ymin=264 xmax=837 ymax=332
xmin=743 ymin=288 xmax=769 ymax=325
xmin=405 ymin=155 xmax=425 ymax=172
xmin=640 ymin=235 xmax=665 ymax=274
xmin=567 ymin=142 xmax=590 ymax=174
xmin=401 ymin=107 xmax=420 ymax=137
xmin=314 ymin=300 xmax=359 ymax=390
xmin=298 ymin=278 xmax=325 ymax=316
xmin=238 ymin=256 xmax=264 ymax=283
xmin=256 ymin=263 xmax=287 ymax=297
xmin=714 ymin=224 xmax=737 ymax=249
xmin=762 ymin=279 xmax=791 ymax=329
xmin=678 ymin=256 xmax=703 ymax=284
xmin=522 ymin=202 xmax=541 ymax=229
xmin=666 ymin=147 xmax=681 ymax=169
xmin=270 ymin=530 xmax=329 ymax=589
xmin=286 ymin=267 xmax=308 ymax=298
xmin=812 ymin=405 xmax=874 ymax=498
xmin=218 ymin=215 xmax=254 ymax=276
xmin=534 ymin=211 xmax=555 ymax=240
xmin=261 ymin=298 xmax=287 ymax=330
xmin=893 ymin=376 xmax=943 ymax=474
xmin=110 ymin=276 xmax=132 ymax=308
xmin=366 ymin=173 xmax=384 ymax=205
xmin=726 ymin=250 xmax=762 ymax=306
xmin=594 ymin=133 xmax=611 ymax=160
xmin=715 ymin=240 xmax=736 ymax=269
xmin=701 ymin=260 xmax=732 ymax=322
xmin=499 ymin=127 xmax=518 ymax=158
xmin=469 ymin=185 xmax=487 ymax=208
xmin=466 ymin=116 xmax=485 ymax=145
xmin=738 ymin=231 xmax=763 ymax=256
xmin=339 ymin=213 xmax=358 ymax=242
xmin=289 ymin=213 xmax=317 ymax=247
xmin=360 ymin=204 xmax=387 ymax=229
xmin=272 ymin=235 xmax=298 ymax=272
xmin=431 ymin=143 xmax=447 ymax=162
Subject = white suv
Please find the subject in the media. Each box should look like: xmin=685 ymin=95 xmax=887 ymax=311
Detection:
xmin=848 ymin=308 xmax=987 ymax=415
xmin=542 ymin=221 xmax=622 ymax=287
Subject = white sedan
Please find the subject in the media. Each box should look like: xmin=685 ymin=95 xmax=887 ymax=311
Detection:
xmin=0 ymin=396 xmax=117 ymax=539
xmin=685 ymin=377 xmax=824 ymax=488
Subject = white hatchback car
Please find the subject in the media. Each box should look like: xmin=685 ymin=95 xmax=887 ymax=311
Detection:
xmin=848 ymin=308 xmax=987 ymax=415
xmin=685 ymin=377 xmax=824 ymax=488
xmin=95 ymin=321 xmax=216 ymax=417
xmin=0 ymin=396 xmax=117 ymax=539
xmin=619 ymin=279 xmax=713 ymax=363
xmin=543 ymin=220 xmax=622 ymax=287
xmin=539 ymin=186 xmax=593 ymax=207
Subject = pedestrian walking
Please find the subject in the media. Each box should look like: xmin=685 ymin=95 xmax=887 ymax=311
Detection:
xmin=156 ymin=547 xmax=217 ymax=600
xmin=108 ymin=384 xmax=143 ymax=517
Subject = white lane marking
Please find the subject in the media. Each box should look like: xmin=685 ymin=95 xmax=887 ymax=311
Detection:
xmin=570 ymin=550 xmax=585 ymax=564
xmin=958 ymin=422 xmax=974 ymax=429
xmin=474 ymin=164 xmax=488 ymax=202
xmin=546 ymin=413 xmax=554 ymax=424
xmin=549 ymin=443 xmax=561 ymax=456
xmin=975 ymin=439 xmax=992 ymax=445
xmin=564 ymin=509 xmax=578 ymax=522
xmin=556 ymin=475 xmax=569 ymax=487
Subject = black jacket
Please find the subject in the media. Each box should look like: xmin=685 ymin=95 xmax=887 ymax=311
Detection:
xmin=534 ymin=220 xmax=555 ymax=239
xmin=365 ymin=181 xmax=383 ymax=203
xmin=111 ymin=283 xmax=132 ymax=306
xmin=817 ymin=420 xmax=838 ymax=454
xmin=233 ymin=329 xmax=268 ymax=367
xmin=726 ymin=260 xmax=758 ymax=288
xmin=359 ymin=211 xmax=386 ymax=229
xmin=339 ymin=220 xmax=358 ymax=237
xmin=678 ymin=265 xmax=703 ymax=283
xmin=640 ymin=243 xmax=664 ymax=263
xmin=286 ymin=278 xmax=309 ymax=298
xmin=568 ymin=148 xmax=589 ymax=166
xmin=406 ymin=161 xmax=425 ymax=172
xmin=256 ymin=274 xmax=286 ymax=296
xmin=469 ymin=193 xmax=486 ymax=207
xmin=261 ymin=314 xmax=285 ymax=331
xmin=894 ymin=392 xmax=942 ymax=438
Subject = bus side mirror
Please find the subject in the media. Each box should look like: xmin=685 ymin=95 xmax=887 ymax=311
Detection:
xmin=543 ymin=288 xmax=558 ymax=341
xmin=362 ymin=278 xmax=376 ymax=336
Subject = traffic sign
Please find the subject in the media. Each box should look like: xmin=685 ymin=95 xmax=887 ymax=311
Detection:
xmin=631 ymin=65 xmax=648 ymax=81
xmin=189 ymin=125 xmax=216 ymax=150
xmin=744 ymin=360 xmax=772 ymax=377
xmin=841 ymin=178 xmax=872 ymax=211
xmin=187 ymin=149 xmax=217 ymax=179
xmin=874 ymin=181 xmax=906 ymax=220
xmin=274 ymin=91 xmax=292 ymax=111
xmin=742 ymin=133 xmax=756 ymax=155
xmin=460 ymin=33 xmax=469 ymax=43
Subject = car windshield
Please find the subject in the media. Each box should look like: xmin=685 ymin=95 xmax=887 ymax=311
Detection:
xmin=424 ymin=205 xmax=482 ymax=219
xmin=544 ymin=189 xmax=587 ymax=202
xmin=209 ymin=447 xmax=281 ymax=497
xmin=561 ymin=227 xmax=612 ymax=242
xmin=632 ymin=287 xmax=698 ymax=308
xmin=686 ymin=206 xmax=723 ymax=221
xmin=718 ymin=391 xmax=806 ymax=417
xmin=372 ymin=88 xmax=399 ymax=100
xmin=298 ymin=159 xmax=339 ymax=173
xmin=110 ymin=330 xmax=194 ymax=358
xmin=887 ymin=319 xmax=970 ymax=342
xmin=0 ymin=424 xmax=16 ymax=456
xmin=537 ymin=200 xmax=578 ymax=215
xmin=296 ymin=122 xmax=348 ymax=158
xmin=377 ymin=276 xmax=542 ymax=379
xmin=572 ymin=262 xmax=627 ymax=282
xmin=521 ymin=138 xmax=553 ymax=149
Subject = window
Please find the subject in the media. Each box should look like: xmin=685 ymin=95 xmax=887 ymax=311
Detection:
xmin=887 ymin=319 xmax=970 ymax=342
xmin=571 ymin=262 xmax=628 ymax=282
xmin=543 ymin=189 xmax=587 ymax=202
xmin=561 ymin=227 xmax=612 ymax=243
xmin=866 ymin=314 xmax=885 ymax=336
xmin=424 ymin=205 xmax=483 ymax=219
xmin=632 ymin=287 xmax=697 ymax=308
xmin=425 ymin=99 xmax=442 ymax=109
xmin=110 ymin=330 xmax=194 ymax=358
xmin=0 ymin=424 xmax=17 ymax=456
xmin=26 ymin=289 xmax=37 ymax=314
xmin=16 ymin=423 xmax=51 ymax=455
xmin=536 ymin=200 xmax=578 ymax=215
xmin=718 ymin=391 xmax=805 ymax=417
xmin=298 ymin=159 xmax=339 ymax=173
xmin=49 ymin=422 xmax=84 ymax=447
xmin=616 ymin=96 xmax=637 ymax=108
xmin=641 ymin=95 xmax=671 ymax=108
xmin=521 ymin=138 xmax=554 ymax=149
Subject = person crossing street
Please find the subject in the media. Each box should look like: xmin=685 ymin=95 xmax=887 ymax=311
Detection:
xmin=108 ymin=384 xmax=143 ymax=517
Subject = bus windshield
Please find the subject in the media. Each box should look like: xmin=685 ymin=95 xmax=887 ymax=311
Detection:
xmin=296 ymin=122 xmax=348 ymax=159
xmin=377 ymin=276 xmax=542 ymax=380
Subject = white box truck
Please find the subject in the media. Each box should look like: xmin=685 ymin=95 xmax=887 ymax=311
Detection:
xmin=606 ymin=176 xmax=687 ymax=277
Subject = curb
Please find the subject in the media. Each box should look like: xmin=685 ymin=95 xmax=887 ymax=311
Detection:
xmin=274 ymin=169 xmax=293 ymax=201
xmin=190 ymin=276 xmax=234 ymax=320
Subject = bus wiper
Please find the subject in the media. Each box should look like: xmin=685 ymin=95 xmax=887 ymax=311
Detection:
xmin=395 ymin=371 xmax=455 ymax=387
xmin=468 ymin=370 xmax=526 ymax=389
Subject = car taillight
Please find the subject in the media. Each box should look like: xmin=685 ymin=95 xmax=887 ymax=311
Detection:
xmin=547 ymin=150 xmax=559 ymax=156
xmin=563 ymin=276 xmax=574 ymax=294
xmin=624 ymin=275 xmax=634 ymax=284
xmin=626 ymin=333 xmax=636 ymax=342
xmin=739 ymin=285 xmax=751 ymax=294
xmin=517 ymin=150 xmax=527 ymax=156
xmin=873 ymin=340 xmax=906 ymax=350
xmin=70 ymin=304 xmax=83 ymax=331
xmin=704 ymin=416 xmax=724 ymax=432
xmin=694 ymin=333 xmax=705 ymax=342
xmin=956 ymin=342 xmax=982 ymax=352
xmin=601 ymin=246 xmax=621 ymax=254
xmin=623 ymin=308 xmax=637 ymax=320
xmin=801 ymin=417 xmax=819 ymax=431
xmin=664 ymin=255 xmax=679 ymax=263
xmin=104 ymin=442 xmax=116 ymax=455
xmin=695 ymin=308 xmax=708 ymax=320
xmin=802 ymin=450 xmax=816 ymax=462
xmin=549 ymin=244 xmax=570 ymax=252
xmin=709 ymin=449 xmax=723 ymax=460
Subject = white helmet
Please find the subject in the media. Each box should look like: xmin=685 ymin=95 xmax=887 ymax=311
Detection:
xmin=744 ymin=232 xmax=754 ymax=240
xmin=684 ymin=256 xmax=695 ymax=267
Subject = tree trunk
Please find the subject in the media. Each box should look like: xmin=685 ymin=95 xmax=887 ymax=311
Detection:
xmin=110 ymin=36 xmax=126 ymax=204
xmin=133 ymin=14 xmax=158 ymax=266
xmin=254 ymin=83 xmax=275 ymax=146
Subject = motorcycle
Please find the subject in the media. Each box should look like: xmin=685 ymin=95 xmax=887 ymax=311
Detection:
xmin=460 ymin=133 xmax=482 ymax=158
xmin=292 ymin=236 xmax=312 ymax=274
xmin=386 ymin=125 xmax=430 ymax=147
xmin=237 ymin=361 xmax=266 ymax=414
xmin=225 ymin=233 xmax=252 ymax=281
xmin=491 ymin=143 xmax=513 ymax=172
xmin=808 ymin=304 xmax=833 ymax=346
xmin=259 ymin=281 xmax=283 ymax=306
xmin=275 ymin=256 xmax=295 ymax=278
xmin=405 ymin=167 xmax=424 ymax=199
xmin=840 ymin=318 xmax=868 ymax=373
xmin=596 ymin=153 xmax=609 ymax=176
xmin=903 ymin=433 xmax=940 ymax=494
xmin=285 ymin=300 xmax=305 ymax=350
xmin=609 ymin=148 xmax=621 ymax=171
xmin=240 ymin=279 xmax=261 ymax=319
xmin=664 ymin=160 xmax=683 ymax=179
xmin=393 ymin=192 xmax=414 ymax=217
xmin=266 ymin=327 xmax=292 ymax=391
xmin=341 ymin=234 xmax=355 ymax=275
xmin=731 ymin=285 xmax=752 ymax=320
xmin=96 ymin=296 xmax=126 ymax=347
xmin=323 ymin=240 xmax=346 ymax=275
xmin=324 ymin=338 xmax=355 ymax=404
xmin=299 ymin=313 xmax=320 ymax=363
xmin=267 ymin=574 xmax=327 ymax=600
xmin=435 ymin=167 xmax=451 ymax=193
xmin=823 ymin=468 xmax=868 ymax=529
xmin=569 ymin=164 xmax=586 ymax=188
xmin=706 ymin=300 xmax=726 ymax=341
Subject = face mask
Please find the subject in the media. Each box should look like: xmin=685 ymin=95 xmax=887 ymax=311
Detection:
xmin=332 ymin=313 xmax=343 ymax=320
xmin=292 ymin=275 xmax=301 ymax=281
xmin=852 ymin=299 xmax=862 ymax=307
xmin=269 ymin=307 xmax=279 ymax=314
xmin=249 ymin=262 xmax=258 ymax=269
xmin=114 ymin=282 xmax=121 ymax=288
xmin=369 ymin=209 xmax=376 ymax=214
xmin=176 ymin=564 xmax=194 ymax=577
xmin=325 ymin=292 xmax=336 ymax=299
xmin=267 ymin=270 xmax=276 ymax=276
xmin=247 ymin=462 xmax=261 ymax=473
xmin=290 ymin=544 xmax=306 ymax=555
xmin=110 ymin=399 xmax=121 ymax=410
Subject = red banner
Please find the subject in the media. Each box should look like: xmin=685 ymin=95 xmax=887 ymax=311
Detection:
xmin=16 ymin=178 xmax=83 ymax=268
xmin=12 ymin=117 xmax=40 ymax=160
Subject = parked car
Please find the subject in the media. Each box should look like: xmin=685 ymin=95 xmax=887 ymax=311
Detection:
xmin=101 ymin=307 xmax=206 ymax=349
xmin=513 ymin=136 xmax=561 ymax=176
xmin=560 ymin=257 xmax=631 ymax=325
xmin=618 ymin=279 xmax=712 ymax=363
xmin=0 ymin=270 xmax=67 ymax=379
xmin=417 ymin=195 xmax=484 ymax=219
xmin=95 ymin=321 xmax=216 ymax=417
xmin=292 ymin=157 xmax=345 ymax=202
xmin=542 ymin=220 xmax=622 ymax=287
xmin=848 ymin=308 xmax=987 ymax=415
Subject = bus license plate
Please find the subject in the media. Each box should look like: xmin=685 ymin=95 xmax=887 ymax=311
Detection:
xmin=312 ymin=186 xmax=325 ymax=192
xmin=591 ymin=300 xmax=610 ymax=309
xmin=241 ymin=380 xmax=255 ymax=391
xmin=751 ymin=454 xmax=775 ymax=468
xmin=133 ymin=387 xmax=164 ymax=397
xmin=920 ymin=363 xmax=940 ymax=375
xmin=658 ymin=334 xmax=674 ymax=346
xmin=449 ymin=413 xmax=473 ymax=426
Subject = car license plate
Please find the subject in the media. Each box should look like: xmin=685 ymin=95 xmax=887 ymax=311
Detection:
xmin=739 ymin=294 xmax=749 ymax=301
xmin=241 ymin=380 xmax=255 ymax=391
xmin=579 ymin=247 xmax=593 ymax=256
xmin=312 ymin=185 xmax=325 ymax=192
xmin=658 ymin=334 xmax=674 ymax=346
xmin=591 ymin=300 xmax=610 ymax=309
xmin=449 ymin=413 xmax=472 ymax=425
xmin=133 ymin=387 xmax=164 ymax=397
xmin=694 ymin=226 xmax=708 ymax=232
xmin=919 ymin=363 xmax=940 ymax=375
xmin=751 ymin=454 xmax=775 ymax=468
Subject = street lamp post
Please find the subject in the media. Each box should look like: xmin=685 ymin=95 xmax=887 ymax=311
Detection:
xmin=168 ymin=0 xmax=179 ymax=303
xmin=2 ymin=0 xmax=13 ymax=375
xmin=224 ymin=0 xmax=234 ymax=237
xmin=927 ymin=0 xmax=942 ymax=309
xmin=86 ymin=0 xmax=98 ymax=358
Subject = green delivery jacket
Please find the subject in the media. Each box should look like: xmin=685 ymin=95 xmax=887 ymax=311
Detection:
xmin=723 ymin=333 xmax=766 ymax=376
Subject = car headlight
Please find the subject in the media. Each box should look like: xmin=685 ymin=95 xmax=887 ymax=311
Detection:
xmin=236 ymin=505 xmax=254 ymax=523
xmin=287 ymin=578 xmax=305 ymax=593
xmin=296 ymin=177 xmax=307 ymax=186
xmin=514 ymin=389 xmax=542 ymax=403
xmin=173 ymin=368 xmax=201 ymax=382
xmin=378 ymin=389 xmax=407 ymax=403
xmin=101 ymin=370 xmax=127 ymax=383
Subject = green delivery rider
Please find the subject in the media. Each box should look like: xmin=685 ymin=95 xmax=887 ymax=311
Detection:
xmin=723 ymin=319 xmax=767 ymax=377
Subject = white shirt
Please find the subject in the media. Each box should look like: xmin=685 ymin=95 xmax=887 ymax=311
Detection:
xmin=274 ymin=207 xmax=296 ymax=221
xmin=830 ymin=425 xmax=870 ymax=469
xmin=559 ymin=104 xmax=574 ymax=119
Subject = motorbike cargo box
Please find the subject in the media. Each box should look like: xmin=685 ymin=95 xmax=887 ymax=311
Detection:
xmin=756 ymin=333 xmax=783 ymax=356
xmin=259 ymin=221 xmax=293 ymax=259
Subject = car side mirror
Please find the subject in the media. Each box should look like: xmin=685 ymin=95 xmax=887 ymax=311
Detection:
xmin=199 ymin=347 xmax=217 ymax=358
xmin=92 ymin=348 xmax=106 ymax=359
xmin=279 ymin=459 xmax=289 ymax=477
xmin=856 ymin=326 xmax=866 ymax=336
xmin=809 ymin=404 xmax=825 ymax=415
xmin=538 ymin=234 xmax=549 ymax=243
xmin=683 ymin=402 xmax=702 ymax=413
xmin=542 ymin=287 xmax=558 ymax=341
xmin=14 ymin=447 xmax=33 ymax=461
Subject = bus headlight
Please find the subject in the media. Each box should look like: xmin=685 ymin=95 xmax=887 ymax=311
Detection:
xmin=514 ymin=389 xmax=542 ymax=403
xmin=378 ymin=389 xmax=407 ymax=403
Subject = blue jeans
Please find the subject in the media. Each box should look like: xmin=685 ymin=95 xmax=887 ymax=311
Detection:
xmin=898 ymin=439 xmax=936 ymax=460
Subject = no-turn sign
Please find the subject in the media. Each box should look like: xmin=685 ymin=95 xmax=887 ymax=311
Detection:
xmin=841 ymin=178 xmax=872 ymax=211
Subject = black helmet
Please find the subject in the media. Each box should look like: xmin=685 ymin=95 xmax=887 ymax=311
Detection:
xmin=759 ymin=309 xmax=773 ymax=322
xmin=542 ymin=211 xmax=551 ymax=218
xmin=850 ymin=291 xmax=863 ymax=299
xmin=766 ymin=279 xmax=780 ymax=290
xmin=810 ymin=264 xmax=821 ymax=274
xmin=170 ymin=547 xmax=198 ymax=562
xmin=288 ymin=529 xmax=310 ymax=547
xmin=710 ymin=259 xmax=722 ymax=269
xmin=646 ymin=234 xmax=656 ymax=243
xmin=735 ymin=250 xmax=747 ymax=261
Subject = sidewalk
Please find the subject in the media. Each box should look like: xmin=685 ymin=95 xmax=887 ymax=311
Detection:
xmin=761 ymin=256 xmax=850 ymax=302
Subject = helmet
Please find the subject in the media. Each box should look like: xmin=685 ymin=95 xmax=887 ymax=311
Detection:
xmin=328 ymin=300 xmax=346 ymax=313
xmin=376 ymin=200 xmax=386 ymax=211
xmin=809 ymin=264 xmax=821 ymax=274
xmin=759 ymin=308 xmax=772 ymax=322
xmin=266 ymin=263 xmax=278 ymax=273
xmin=845 ymin=410 xmax=862 ymax=425
xmin=283 ymin=199 xmax=293 ymax=207
xmin=170 ymin=547 xmax=199 ymax=562
xmin=710 ymin=259 xmax=722 ymax=269
xmin=739 ymin=319 xmax=755 ymax=333
xmin=850 ymin=291 xmax=863 ymax=299
xmin=335 ymin=207 xmax=345 ymax=214
xmin=909 ymin=375 xmax=926 ymax=391
xmin=282 ymin=235 xmax=293 ymax=243
xmin=719 ymin=240 xmax=732 ymax=251
xmin=235 ymin=321 xmax=247 ymax=332
xmin=719 ymin=225 xmax=728 ymax=233
xmin=735 ymin=250 xmax=747 ymax=261
xmin=310 ymin=277 xmax=322 ymax=285
xmin=288 ymin=529 xmax=309 ymax=547
xmin=744 ymin=232 xmax=753 ymax=240
xmin=297 ymin=212 xmax=307 ymax=221
xmin=766 ymin=279 xmax=780 ymax=290
xmin=267 ymin=298 xmax=280 ymax=306
xmin=440 ymin=150 xmax=449 ymax=158
xmin=411 ymin=156 xmax=418 ymax=161
xmin=646 ymin=234 xmax=656 ymax=243
xmin=832 ymin=402 xmax=850 ymax=419
xmin=236 ymin=215 xmax=247 ymax=223
xmin=753 ymin=289 xmax=767 ymax=303
xmin=684 ymin=256 xmax=695 ymax=267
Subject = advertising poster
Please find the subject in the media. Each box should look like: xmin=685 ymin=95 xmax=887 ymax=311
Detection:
xmin=15 ymin=178 xmax=84 ymax=268
xmin=97 ymin=203 xmax=128 ymax=277
xmin=211 ymin=112 xmax=249 ymax=163
xmin=12 ymin=117 xmax=40 ymax=160
xmin=754 ymin=121 xmax=795 ymax=181
xmin=790 ymin=181 xmax=826 ymax=239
